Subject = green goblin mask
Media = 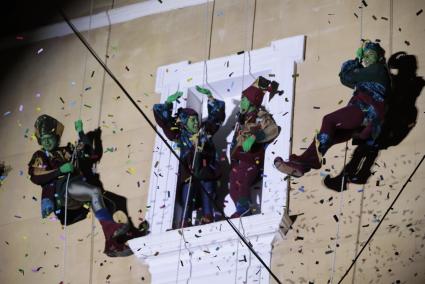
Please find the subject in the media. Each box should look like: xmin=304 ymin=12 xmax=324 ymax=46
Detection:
xmin=363 ymin=49 xmax=378 ymax=67
xmin=186 ymin=115 xmax=199 ymax=134
xmin=40 ymin=134 xmax=58 ymax=151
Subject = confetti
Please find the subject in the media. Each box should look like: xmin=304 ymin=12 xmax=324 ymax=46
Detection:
xmin=127 ymin=167 xmax=136 ymax=175
xmin=19 ymin=105 xmax=24 ymax=112
xmin=417 ymin=9 xmax=423 ymax=16
xmin=31 ymin=267 xmax=43 ymax=272
xmin=3 ymin=111 xmax=11 ymax=116
xmin=36 ymin=48 xmax=44 ymax=54
xmin=84 ymin=104 xmax=92 ymax=109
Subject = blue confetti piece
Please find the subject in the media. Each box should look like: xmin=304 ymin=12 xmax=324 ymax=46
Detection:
xmin=298 ymin=186 xmax=305 ymax=192
xmin=3 ymin=111 xmax=11 ymax=116
xmin=19 ymin=170 xmax=23 ymax=176
xmin=357 ymin=189 xmax=364 ymax=192
xmin=320 ymin=172 xmax=328 ymax=177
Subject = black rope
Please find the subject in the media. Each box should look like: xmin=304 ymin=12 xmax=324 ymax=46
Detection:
xmin=58 ymin=8 xmax=282 ymax=284
xmin=250 ymin=0 xmax=257 ymax=51
xmin=207 ymin=0 xmax=215 ymax=60
xmin=338 ymin=154 xmax=425 ymax=283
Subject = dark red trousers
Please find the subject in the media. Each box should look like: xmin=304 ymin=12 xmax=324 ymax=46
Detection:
xmin=229 ymin=159 xmax=261 ymax=214
xmin=299 ymin=104 xmax=365 ymax=163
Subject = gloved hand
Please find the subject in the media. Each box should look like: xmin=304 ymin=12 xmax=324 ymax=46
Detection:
xmin=355 ymin=47 xmax=363 ymax=61
xmin=75 ymin=119 xmax=83 ymax=133
xmin=242 ymin=135 xmax=256 ymax=152
xmin=41 ymin=198 xmax=54 ymax=218
xmin=59 ymin=162 xmax=74 ymax=174
xmin=196 ymin=85 xmax=213 ymax=98
xmin=166 ymin=91 xmax=183 ymax=104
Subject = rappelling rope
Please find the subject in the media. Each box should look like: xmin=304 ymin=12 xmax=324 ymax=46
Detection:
xmin=329 ymin=2 xmax=364 ymax=283
xmin=87 ymin=1 xmax=116 ymax=283
xmin=350 ymin=181 xmax=365 ymax=284
xmin=338 ymin=154 xmax=425 ymax=283
xmin=58 ymin=5 xmax=282 ymax=283
xmin=175 ymin=0 xmax=212 ymax=282
xmin=233 ymin=0 xmax=258 ymax=282
xmin=62 ymin=0 xmax=95 ymax=283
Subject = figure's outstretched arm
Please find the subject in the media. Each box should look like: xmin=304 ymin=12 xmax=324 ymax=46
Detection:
xmin=153 ymin=91 xmax=182 ymax=141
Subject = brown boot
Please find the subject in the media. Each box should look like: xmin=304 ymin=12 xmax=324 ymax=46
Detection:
xmin=104 ymin=238 xmax=133 ymax=257
xmin=100 ymin=220 xmax=130 ymax=240
xmin=116 ymin=221 xmax=150 ymax=243
xmin=274 ymin=157 xmax=308 ymax=177
xmin=200 ymin=214 xmax=213 ymax=225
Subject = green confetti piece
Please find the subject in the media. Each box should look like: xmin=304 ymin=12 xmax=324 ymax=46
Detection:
xmin=84 ymin=104 xmax=92 ymax=108
xmin=302 ymin=137 xmax=307 ymax=142
xmin=18 ymin=268 xmax=24 ymax=275
xmin=338 ymin=99 xmax=344 ymax=105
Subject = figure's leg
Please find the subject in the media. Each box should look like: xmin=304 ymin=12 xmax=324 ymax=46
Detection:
xmin=180 ymin=182 xmax=194 ymax=227
xmin=229 ymin=162 xmax=241 ymax=204
xmin=323 ymin=144 xmax=367 ymax=191
xmin=229 ymin=160 xmax=260 ymax=217
xmin=275 ymin=105 xmax=364 ymax=177
xmin=199 ymin=181 xmax=215 ymax=224
xmin=349 ymin=145 xmax=379 ymax=184
xmin=67 ymin=180 xmax=131 ymax=257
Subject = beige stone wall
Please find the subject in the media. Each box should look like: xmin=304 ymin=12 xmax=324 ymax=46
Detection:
xmin=0 ymin=0 xmax=424 ymax=283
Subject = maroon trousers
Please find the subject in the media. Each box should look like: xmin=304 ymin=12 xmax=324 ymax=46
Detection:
xmin=299 ymin=104 xmax=365 ymax=163
xmin=229 ymin=159 xmax=261 ymax=214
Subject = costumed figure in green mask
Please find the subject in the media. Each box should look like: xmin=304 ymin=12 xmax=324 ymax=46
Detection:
xmin=28 ymin=114 xmax=136 ymax=257
xmin=274 ymin=41 xmax=391 ymax=180
xmin=153 ymin=87 xmax=225 ymax=227
xmin=229 ymin=76 xmax=280 ymax=217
